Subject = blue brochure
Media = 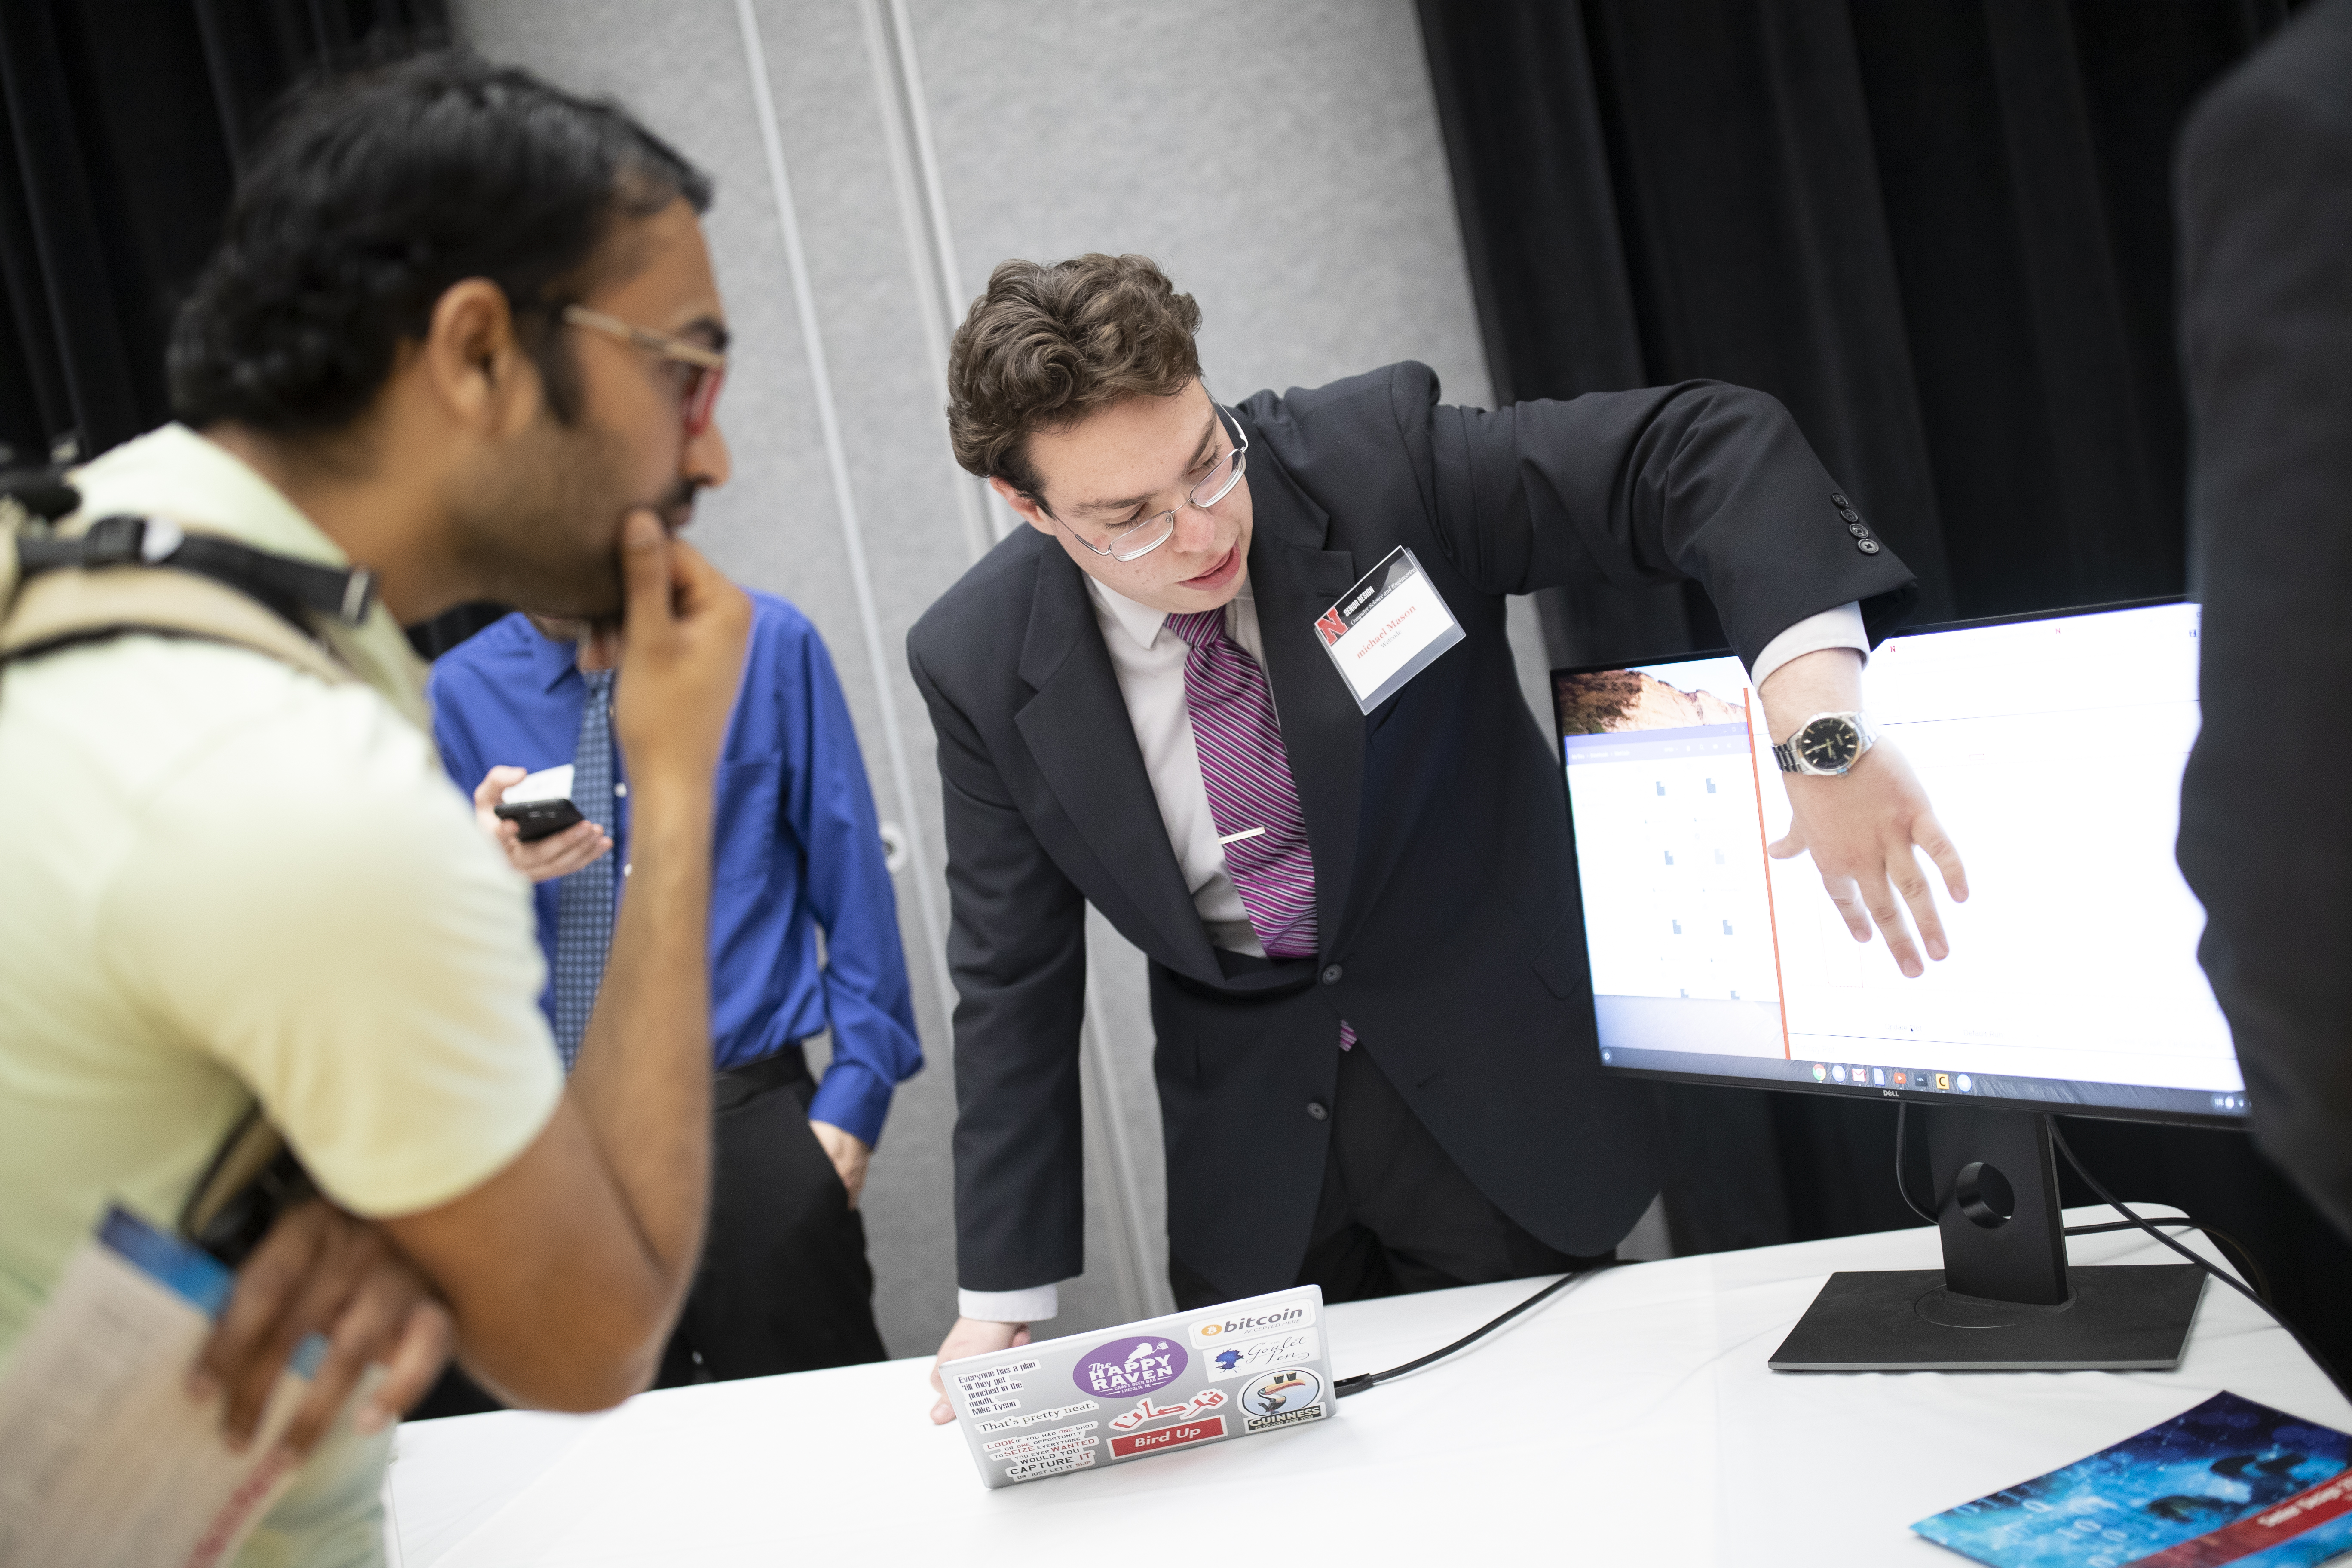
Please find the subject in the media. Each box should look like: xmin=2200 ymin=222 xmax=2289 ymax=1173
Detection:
xmin=0 ymin=1204 xmax=329 ymax=1563
xmin=97 ymin=1205 xmax=324 ymax=1376
xmin=1914 ymin=1392 xmax=2352 ymax=1567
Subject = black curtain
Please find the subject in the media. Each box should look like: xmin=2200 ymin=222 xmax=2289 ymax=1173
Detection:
xmin=0 ymin=0 xmax=505 ymax=652
xmin=1420 ymin=0 xmax=2351 ymax=1378
xmin=0 ymin=0 xmax=448 ymax=469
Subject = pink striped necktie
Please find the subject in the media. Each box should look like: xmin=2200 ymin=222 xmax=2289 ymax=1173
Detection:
xmin=1166 ymin=609 xmax=1356 ymax=1049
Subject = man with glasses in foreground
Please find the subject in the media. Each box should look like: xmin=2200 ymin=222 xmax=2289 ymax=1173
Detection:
xmin=0 ymin=55 xmax=750 ymax=1561
xmin=909 ymin=254 xmax=1969 ymax=1418
xmin=426 ymin=307 xmax=922 ymax=1394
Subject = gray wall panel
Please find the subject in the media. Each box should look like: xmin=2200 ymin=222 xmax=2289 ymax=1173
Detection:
xmin=907 ymin=0 xmax=1493 ymax=409
xmin=451 ymin=0 xmax=1513 ymax=1366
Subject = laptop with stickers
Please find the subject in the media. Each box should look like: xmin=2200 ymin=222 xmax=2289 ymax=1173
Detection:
xmin=938 ymin=1285 xmax=1336 ymax=1488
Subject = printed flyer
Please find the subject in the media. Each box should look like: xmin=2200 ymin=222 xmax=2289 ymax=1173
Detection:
xmin=1914 ymin=1391 xmax=2352 ymax=1567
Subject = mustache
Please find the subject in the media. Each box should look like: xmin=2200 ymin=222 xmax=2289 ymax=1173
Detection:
xmin=656 ymin=478 xmax=706 ymax=533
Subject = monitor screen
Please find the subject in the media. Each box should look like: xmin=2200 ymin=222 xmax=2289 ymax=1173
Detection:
xmin=1552 ymin=600 xmax=2243 ymax=1127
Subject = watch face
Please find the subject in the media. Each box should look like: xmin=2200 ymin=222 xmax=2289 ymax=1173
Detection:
xmin=1798 ymin=716 xmax=1861 ymax=773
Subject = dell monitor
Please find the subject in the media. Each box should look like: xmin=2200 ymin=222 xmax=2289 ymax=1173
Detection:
xmin=1553 ymin=599 xmax=2234 ymax=1370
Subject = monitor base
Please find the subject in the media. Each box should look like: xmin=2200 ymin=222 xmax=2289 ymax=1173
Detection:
xmin=1768 ymin=1265 xmax=2206 ymax=1372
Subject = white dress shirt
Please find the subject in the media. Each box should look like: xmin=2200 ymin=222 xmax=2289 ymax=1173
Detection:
xmin=958 ymin=583 xmax=1868 ymax=1325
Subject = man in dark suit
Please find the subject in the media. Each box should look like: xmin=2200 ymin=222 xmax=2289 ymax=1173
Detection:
xmin=910 ymin=255 xmax=1968 ymax=1417
xmin=2176 ymin=0 xmax=2352 ymax=1239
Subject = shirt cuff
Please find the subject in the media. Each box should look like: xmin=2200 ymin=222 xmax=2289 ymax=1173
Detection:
xmin=959 ymin=1284 xmax=1059 ymax=1324
xmin=1749 ymin=602 xmax=1868 ymax=692
xmin=808 ymin=1059 xmax=893 ymax=1150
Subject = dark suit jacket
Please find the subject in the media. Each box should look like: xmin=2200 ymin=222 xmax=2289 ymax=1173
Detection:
xmin=2176 ymin=0 xmax=2352 ymax=1239
xmin=908 ymin=362 xmax=1917 ymax=1298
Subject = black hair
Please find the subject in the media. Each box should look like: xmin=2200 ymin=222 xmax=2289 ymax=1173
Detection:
xmin=168 ymin=49 xmax=713 ymax=437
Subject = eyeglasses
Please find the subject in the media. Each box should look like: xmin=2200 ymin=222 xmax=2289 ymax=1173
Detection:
xmin=562 ymin=304 xmax=728 ymax=437
xmin=1044 ymin=404 xmax=1250 ymax=563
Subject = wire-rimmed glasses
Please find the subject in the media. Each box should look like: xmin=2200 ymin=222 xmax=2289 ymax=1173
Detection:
xmin=1046 ymin=404 xmax=1250 ymax=563
xmin=562 ymin=304 xmax=728 ymax=437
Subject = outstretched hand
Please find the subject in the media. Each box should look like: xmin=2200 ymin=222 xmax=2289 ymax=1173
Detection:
xmin=1769 ymin=742 xmax=1968 ymax=977
xmin=1757 ymin=646 xmax=1968 ymax=978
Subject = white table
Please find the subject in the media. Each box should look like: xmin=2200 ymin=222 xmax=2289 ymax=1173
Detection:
xmin=385 ymin=1208 xmax=2350 ymax=1565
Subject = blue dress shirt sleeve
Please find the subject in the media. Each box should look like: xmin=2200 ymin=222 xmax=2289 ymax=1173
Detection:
xmin=772 ymin=615 xmax=925 ymax=1148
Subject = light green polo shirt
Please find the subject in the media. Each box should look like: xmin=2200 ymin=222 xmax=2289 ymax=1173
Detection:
xmin=0 ymin=425 xmax=564 ymax=1566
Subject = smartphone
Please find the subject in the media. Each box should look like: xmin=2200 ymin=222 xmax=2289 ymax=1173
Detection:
xmin=494 ymin=798 xmax=585 ymax=842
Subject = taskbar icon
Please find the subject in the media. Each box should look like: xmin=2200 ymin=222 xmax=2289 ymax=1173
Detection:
xmin=1808 ymin=1062 xmax=1971 ymax=1094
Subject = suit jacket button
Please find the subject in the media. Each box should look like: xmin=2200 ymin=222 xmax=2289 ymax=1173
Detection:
xmin=1320 ymin=964 xmax=1344 ymax=985
xmin=1839 ymin=508 xmax=1862 ymax=523
xmin=1306 ymin=1100 xmax=1329 ymax=1121
xmin=1858 ymin=538 xmax=1882 ymax=555
xmin=1848 ymin=522 xmax=1871 ymax=538
xmin=1831 ymin=493 xmax=1850 ymax=508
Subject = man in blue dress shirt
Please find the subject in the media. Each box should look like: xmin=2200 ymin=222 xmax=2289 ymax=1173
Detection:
xmin=429 ymin=594 xmax=923 ymax=1383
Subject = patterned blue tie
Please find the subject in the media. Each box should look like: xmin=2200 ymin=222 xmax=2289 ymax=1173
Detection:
xmin=552 ymin=667 xmax=618 ymax=1071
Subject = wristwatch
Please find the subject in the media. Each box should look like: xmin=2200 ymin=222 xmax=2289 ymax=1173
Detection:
xmin=1772 ymin=711 xmax=1878 ymax=776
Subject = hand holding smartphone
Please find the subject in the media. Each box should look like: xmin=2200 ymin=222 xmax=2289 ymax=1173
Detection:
xmin=490 ymin=762 xmax=583 ymax=840
xmin=494 ymin=796 xmax=585 ymax=842
xmin=473 ymin=765 xmax=612 ymax=882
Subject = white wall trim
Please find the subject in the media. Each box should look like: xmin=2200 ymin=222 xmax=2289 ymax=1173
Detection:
xmin=732 ymin=0 xmax=957 ymax=1039
xmin=860 ymin=0 xmax=1023 ymax=549
xmin=855 ymin=0 xmax=1165 ymax=1321
xmin=856 ymin=0 xmax=997 ymax=563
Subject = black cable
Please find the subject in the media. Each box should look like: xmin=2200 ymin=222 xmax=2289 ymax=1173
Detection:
xmin=1895 ymin=1103 xmax=1939 ymax=1225
xmin=1896 ymin=1106 xmax=2270 ymax=1299
xmin=2061 ymin=1218 xmax=2272 ymax=1302
xmin=1335 ymin=1128 xmax=2334 ymax=1402
xmin=2049 ymin=1120 xmax=2348 ymax=1402
xmin=1332 ymin=1262 xmax=1619 ymax=1398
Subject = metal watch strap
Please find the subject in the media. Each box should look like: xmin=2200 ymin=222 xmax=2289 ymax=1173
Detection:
xmin=1773 ymin=711 xmax=1875 ymax=775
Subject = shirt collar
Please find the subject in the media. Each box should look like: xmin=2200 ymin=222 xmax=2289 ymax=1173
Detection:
xmin=1082 ymin=571 xmax=1170 ymax=651
xmin=1081 ymin=571 xmax=1256 ymax=652
xmin=525 ymin=619 xmax=585 ymax=693
xmin=67 ymin=423 xmax=433 ymax=730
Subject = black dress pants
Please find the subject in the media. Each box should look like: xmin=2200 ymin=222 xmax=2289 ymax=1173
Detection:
xmin=409 ymin=1045 xmax=884 ymax=1420
xmin=654 ymin=1046 xmax=887 ymax=1384
xmin=1168 ymin=1041 xmax=1611 ymax=1312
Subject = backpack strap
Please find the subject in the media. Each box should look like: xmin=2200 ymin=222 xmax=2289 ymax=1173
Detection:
xmin=2 ymin=508 xmax=375 ymax=687
xmin=2 ymin=559 xmax=357 ymax=685
xmin=18 ymin=511 xmax=376 ymax=623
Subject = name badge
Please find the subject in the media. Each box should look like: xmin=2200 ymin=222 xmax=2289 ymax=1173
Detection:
xmin=1312 ymin=546 xmax=1466 ymax=715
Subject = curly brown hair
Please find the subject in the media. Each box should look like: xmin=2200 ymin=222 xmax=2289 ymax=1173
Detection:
xmin=945 ymin=254 xmax=1202 ymax=502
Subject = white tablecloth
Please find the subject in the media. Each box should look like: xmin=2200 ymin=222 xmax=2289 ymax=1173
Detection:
xmin=385 ymin=1207 xmax=2349 ymax=1566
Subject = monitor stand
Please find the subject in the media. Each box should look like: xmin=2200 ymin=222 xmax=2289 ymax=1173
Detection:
xmin=1767 ymin=1106 xmax=2206 ymax=1372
